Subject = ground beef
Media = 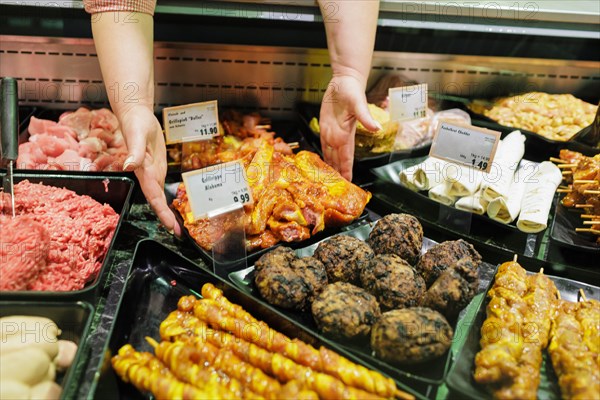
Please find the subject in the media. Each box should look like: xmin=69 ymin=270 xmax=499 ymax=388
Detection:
xmin=313 ymin=235 xmax=374 ymax=284
xmin=311 ymin=282 xmax=381 ymax=340
xmin=360 ymin=254 xmax=426 ymax=310
xmin=0 ymin=216 xmax=50 ymax=290
xmin=367 ymin=213 xmax=423 ymax=265
xmin=0 ymin=180 xmax=119 ymax=291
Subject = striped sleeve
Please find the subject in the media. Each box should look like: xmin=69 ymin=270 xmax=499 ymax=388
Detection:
xmin=83 ymin=0 xmax=157 ymax=16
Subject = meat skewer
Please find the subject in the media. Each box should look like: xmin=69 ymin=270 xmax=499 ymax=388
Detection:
xmin=548 ymin=297 xmax=600 ymax=400
xmin=143 ymin=336 xmax=260 ymax=399
xmin=196 ymin=284 xmax=404 ymax=398
xmin=111 ymin=344 xmax=213 ymax=399
xmin=160 ymin=312 xmax=387 ymax=400
xmin=474 ymin=261 xmax=559 ymax=399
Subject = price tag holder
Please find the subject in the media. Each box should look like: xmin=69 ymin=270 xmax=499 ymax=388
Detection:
xmin=429 ymin=121 xmax=500 ymax=173
xmin=181 ymin=159 xmax=253 ymax=220
xmin=389 ymin=83 xmax=428 ymax=122
xmin=163 ymin=100 xmax=220 ymax=144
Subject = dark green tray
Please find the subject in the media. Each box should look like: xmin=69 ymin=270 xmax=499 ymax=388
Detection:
xmin=229 ymin=223 xmax=497 ymax=386
xmin=446 ymin=273 xmax=600 ymax=399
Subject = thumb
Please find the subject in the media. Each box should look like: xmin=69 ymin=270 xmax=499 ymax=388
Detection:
xmin=354 ymin=101 xmax=382 ymax=133
xmin=122 ymin=126 xmax=147 ymax=172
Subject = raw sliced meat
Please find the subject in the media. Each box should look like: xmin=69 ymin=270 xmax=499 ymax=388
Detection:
xmin=79 ymin=137 xmax=107 ymax=160
xmin=47 ymin=124 xmax=77 ymax=140
xmin=28 ymin=116 xmax=57 ymax=135
xmin=16 ymin=142 xmax=49 ymax=169
xmin=29 ymin=134 xmax=77 ymax=158
xmin=90 ymin=108 xmax=119 ymax=132
xmin=88 ymin=128 xmax=114 ymax=144
xmin=58 ymin=107 xmax=93 ymax=139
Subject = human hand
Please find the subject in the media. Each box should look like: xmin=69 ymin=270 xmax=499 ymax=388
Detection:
xmin=120 ymin=105 xmax=181 ymax=236
xmin=319 ymin=75 xmax=381 ymax=181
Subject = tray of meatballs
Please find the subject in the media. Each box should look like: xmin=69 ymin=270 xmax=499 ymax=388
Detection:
xmin=229 ymin=213 xmax=498 ymax=385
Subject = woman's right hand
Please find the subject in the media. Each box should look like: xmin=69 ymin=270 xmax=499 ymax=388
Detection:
xmin=120 ymin=105 xmax=181 ymax=236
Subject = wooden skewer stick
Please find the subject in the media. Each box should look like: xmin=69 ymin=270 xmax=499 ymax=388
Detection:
xmin=288 ymin=142 xmax=300 ymax=149
xmin=562 ymin=171 xmax=572 ymax=176
xmin=576 ymin=228 xmax=600 ymax=234
xmin=581 ymin=214 xmax=600 ymax=219
xmin=582 ymin=221 xmax=600 ymax=225
xmin=539 ymin=268 xmax=544 ymax=275
xmin=550 ymin=157 xmax=567 ymax=163
xmin=584 ymin=190 xmax=600 ymax=195
xmin=558 ymin=185 xmax=571 ymax=190
xmin=557 ymin=291 xmax=562 ymax=301
xmin=557 ymin=188 xmax=572 ymax=193
xmin=579 ymin=289 xmax=588 ymax=302
xmin=557 ymin=164 xmax=578 ymax=169
xmin=513 ymin=254 xmax=518 ymax=262
xmin=575 ymin=204 xmax=594 ymax=209
xmin=255 ymin=124 xmax=272 ymax=130
xmin=574 ymin=180 xmax=599 ymax=185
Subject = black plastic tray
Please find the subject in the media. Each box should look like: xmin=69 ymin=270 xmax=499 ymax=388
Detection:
xmin=296 ymin=102 xmax=431 ymax=178
xmin=228 ymin=222 xmax=497 ymax=385
xmin=446 ymin=273 xmax=600 ymax=400
xmin=371 ymin=157 xmax=536 ymax=233
xmin=0 ymin=172 xmax=134 ymax=302
xmin=0 ymin=300 xmax=94 ymax=400
xmin=90 ymin=239 xmax=421 ymax=400
xmin=550 ymin=202 xmax=600 ymax=253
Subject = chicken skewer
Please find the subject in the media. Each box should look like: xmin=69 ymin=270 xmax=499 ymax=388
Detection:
xmin=548 ymin=297 xmax=600 ymax=400
xmin=193 ymin=284 xmax=403 ymax=398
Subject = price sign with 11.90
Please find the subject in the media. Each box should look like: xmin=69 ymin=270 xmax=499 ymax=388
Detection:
xmin=182 ymin=160 xmax=253 ymax=221
xmin=163 ymin=100 xmax=220 ymax=144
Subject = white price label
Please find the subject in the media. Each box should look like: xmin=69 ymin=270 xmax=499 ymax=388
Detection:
xmin=182 ymin=159 xmax=253 ymax=221
xmin=163 ymin=100 xmax=220 ymax=144
xmin=389 ymin=83 xmax=428 ymax=122
xmin=429 ymin=121 xmax=500 ymax=173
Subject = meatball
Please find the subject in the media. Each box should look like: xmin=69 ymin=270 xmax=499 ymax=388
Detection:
xmin=254 ymin=246 xmax=295 ymax=273
xmin=415 ymin=239 xmax=481 ymax=287
xmin=290 ymin=257 xmax=328 ymax=303
xmin=422 ymin=267 xmax=473 ymax=320
xmin=255 ymin=264 xmax=309 ymax=310
xmin=312 ymin=282 xmax=381 ymax=340
xmin=371 ymin=308 xmax=453 ymax=364
xmin=367 ymin=213 xmax=423 ymax=264
xmin=313 ymin=235 xmax=374 ymax=285
xmin=360 ymin=254 xmax=426 ymax=310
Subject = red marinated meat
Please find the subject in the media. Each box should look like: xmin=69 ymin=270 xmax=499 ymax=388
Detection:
xmin=58 ymin=107 xmax=93 ymax=139
xmin=0 ymin=180 xmax=119 ymax=292
xmin=0 ymin=215 xmax=50 ymax=290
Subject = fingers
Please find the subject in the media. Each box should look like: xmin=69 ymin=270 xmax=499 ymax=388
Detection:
xmin=354 ymin=99 xmax=382 ymax=133
xmin=123 ymin=128 xmax=147 ymax=172
xmin=137 ymin=169 xmax=181 ymax=237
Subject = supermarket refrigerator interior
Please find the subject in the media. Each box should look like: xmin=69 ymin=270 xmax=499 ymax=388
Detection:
xmin=0 ymin=1 xmax=599 ymax=399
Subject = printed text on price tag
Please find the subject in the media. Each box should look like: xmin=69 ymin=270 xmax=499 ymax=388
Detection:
xmin=389 ymin=83 xmax=428 ymax=122
xmin=163 ymin=100 xmax=220 ymax=144
xmin=429 ymin=121 xmax=500 ymax=173
xmin=182 ymin=159 xmax=253 ymax=221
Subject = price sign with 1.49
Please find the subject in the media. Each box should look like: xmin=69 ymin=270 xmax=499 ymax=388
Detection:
xmin=429 ymin=120 xmax=500 ymax=173
xmin=182 ymin=159 xmax=253 ymax=221
xmin=163 ymin=100 xmax=220 ymax=144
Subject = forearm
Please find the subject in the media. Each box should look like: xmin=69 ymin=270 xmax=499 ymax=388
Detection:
xmin=318 ymin=0 xmax=379 ymax=89
xmin=91 ymin=12 xmax=155 ymax=118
